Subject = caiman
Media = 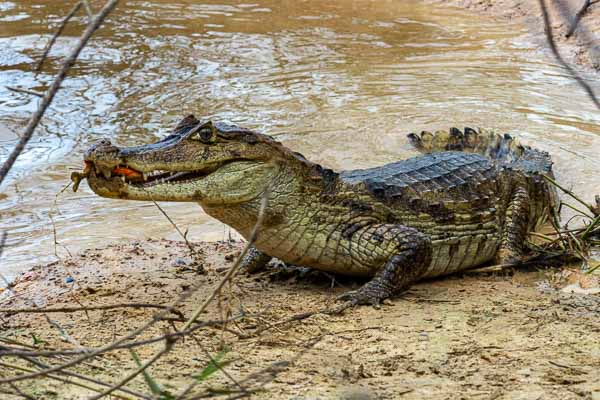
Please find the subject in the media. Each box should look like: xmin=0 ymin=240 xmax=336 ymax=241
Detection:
xmin=73 ymin=115 xmax=557 ymax=305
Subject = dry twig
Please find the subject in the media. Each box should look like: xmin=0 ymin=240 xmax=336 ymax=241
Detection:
xmin=87 ymin=341 xmax=174 ymax=400
xmin=151 ymin=199 xmax=204 ymax=272
xmin=0 ymin=231 xmax=12 ymax=292
xmin=5 ymin=86 xmax=44 ymax=98
xmin=0 ymin=362 xmax=139 ymax=400
xmin=180 ymin=189 xmax=271 ymax=331
xmin=0 ymin=303 xmax=184 ymax=317
xmin=565 ymin=0 xmax=598 ymax=37
xmin=44 ymin=315 xmax=85 ymax=351
xmin=35 ymin=1 xmax=84 ymax=72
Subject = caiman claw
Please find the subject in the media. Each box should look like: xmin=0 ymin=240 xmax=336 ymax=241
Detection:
xmin=337 ymin=288 xmax=385 ymax=306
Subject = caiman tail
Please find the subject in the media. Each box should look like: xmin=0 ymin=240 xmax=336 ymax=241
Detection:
xmin=408 ymin=127 xmax=558 ymax=230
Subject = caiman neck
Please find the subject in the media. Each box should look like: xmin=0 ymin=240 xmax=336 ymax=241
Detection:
xmin=200 ymin=160 xmax=338 ymax=241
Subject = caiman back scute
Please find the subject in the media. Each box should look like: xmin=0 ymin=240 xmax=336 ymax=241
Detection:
xmin=340 ymin=151 xmax=500 ymax=222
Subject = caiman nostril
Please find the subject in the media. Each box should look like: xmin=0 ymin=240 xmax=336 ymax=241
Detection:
xmin=91 ymin=139 xmax=118 ymax=152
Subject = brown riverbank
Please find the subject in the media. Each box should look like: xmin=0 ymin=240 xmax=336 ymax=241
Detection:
xmin=433 ymin=0 xmax=600 ymax=71
xmin=1 ymin=239 xmax=599 ymax=399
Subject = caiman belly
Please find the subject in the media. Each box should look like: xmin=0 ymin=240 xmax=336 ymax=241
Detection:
xmin=253 ymin=223 xmax=383 ymax=278
xmin=400 ymin=208 xmax=502 ymax=278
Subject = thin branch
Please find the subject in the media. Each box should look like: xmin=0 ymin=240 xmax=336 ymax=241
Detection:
xmin=1 ymin=303 xmax=184 ymax=317
xmin=0 ymin=284 xmax=187 ymax=383
xmin=7 ymin=383 xmax=35 ymax=400
xmin=48 ymin=181 xmax=75 ymax=263
xmin=35 ymin=1 xmax=84 ymax=72
xmin=538 ymin=0 xmax=600 ymax=109
xmin=151 ymin=200 xmax=199 ymax=263
xmin=175 ymin=335 xmax=248 ymax=399
xmin=0 ymin=230 xmax=6 ymax=260
xmin=0 ymin=231 xmax=14 ymax=294
xmin=0 ymin=389 xmax=29 ymax=400
xmin=543 ymin=174 xmax=597 ymax=215
xmin=0 ymin=0 xmax=120 ymax=186
xmin=87 ymin=341 xmax=174 ymax=400
xmin=565 ymin=0 xmax=596 ymax=38
xmin=185 ymin=337 xmax=322 ymax=400
xmin=6 ymin=86 xmax=44 ymax=97
xmin=0 ymin=362 xmax=138 ymax=400
xmin=17 ymin=355 xmax=151 ymax=400
xmin=82 ymin=0 xmax=94 ymax=21
xmin=180 ymin=189 xmax=270 ymax=332
xmin=44 ymin=315 xmax=85 ymax=351
xmin=243 ymin=302 xmax=353 ymax=338
xmin=0 ymin=315 xmax=241 ymax=359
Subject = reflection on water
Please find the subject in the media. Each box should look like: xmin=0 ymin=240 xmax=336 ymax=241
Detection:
xmin=1 ymin=0 xmax=599 ymax=280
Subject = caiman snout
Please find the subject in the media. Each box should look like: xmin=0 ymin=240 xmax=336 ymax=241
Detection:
xmin=72 ymin=139 xmax=142 ymax=192
xmin=85 ymin=138 xmax=119 ymax=161
xmin=84 ymin=138 xmax=131 ymax=179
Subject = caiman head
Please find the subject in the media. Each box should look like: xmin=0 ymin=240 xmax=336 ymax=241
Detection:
xmin=75 ymin=115 xmax=314 ymax=205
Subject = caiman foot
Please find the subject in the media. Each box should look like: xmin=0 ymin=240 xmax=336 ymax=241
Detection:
xmin=337 ymin=278 xmax=394 ymax=306
xmin=240 ymin=246 xmax=272 ymax=273
xmin=336 ymin=225 xmax=432 ymax=307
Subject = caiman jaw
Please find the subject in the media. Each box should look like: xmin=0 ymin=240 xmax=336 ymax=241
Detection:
xmin=86 ymin=162 xmax=222 ymax=187
xmin=79 ymin=160 xmax=225 ymax=191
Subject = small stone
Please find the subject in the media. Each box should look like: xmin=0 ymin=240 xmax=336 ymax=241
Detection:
xmin=65 ymin=276 xmax=74 ymax=283
xmin=172 ymin=257 xmax=191 ymax=267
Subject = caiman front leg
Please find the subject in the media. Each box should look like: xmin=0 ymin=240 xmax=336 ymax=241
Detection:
xmin=496 ymin=186 xmax=530 ymax=265
xmin=240 ymin=245 xmax=272 ymax=273
xmin=338 ymin=224 xmax=432 ymax=305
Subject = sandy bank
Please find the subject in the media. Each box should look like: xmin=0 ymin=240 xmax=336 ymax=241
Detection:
xmin=1 ymin=239 xmax=599 ymax=399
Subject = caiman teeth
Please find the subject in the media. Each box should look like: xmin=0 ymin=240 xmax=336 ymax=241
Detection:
xmin=165 ymin=172 xmax=188 ymax=182
xmin=88 ymin=162 xmax=224 ymax=187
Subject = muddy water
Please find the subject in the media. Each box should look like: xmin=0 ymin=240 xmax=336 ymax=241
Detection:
xmin=1 ymin=0 xmax=599 ymax=280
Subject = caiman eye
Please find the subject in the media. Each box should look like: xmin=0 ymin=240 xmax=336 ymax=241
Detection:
xmin=190 ymin=123 xmax=216 ymax=143
xmin=198 ymin=127 xmax=213 ymax=142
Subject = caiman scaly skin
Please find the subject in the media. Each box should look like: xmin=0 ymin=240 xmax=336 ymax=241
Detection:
xmin=79 ymin=116 xmax=557 ymax=305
